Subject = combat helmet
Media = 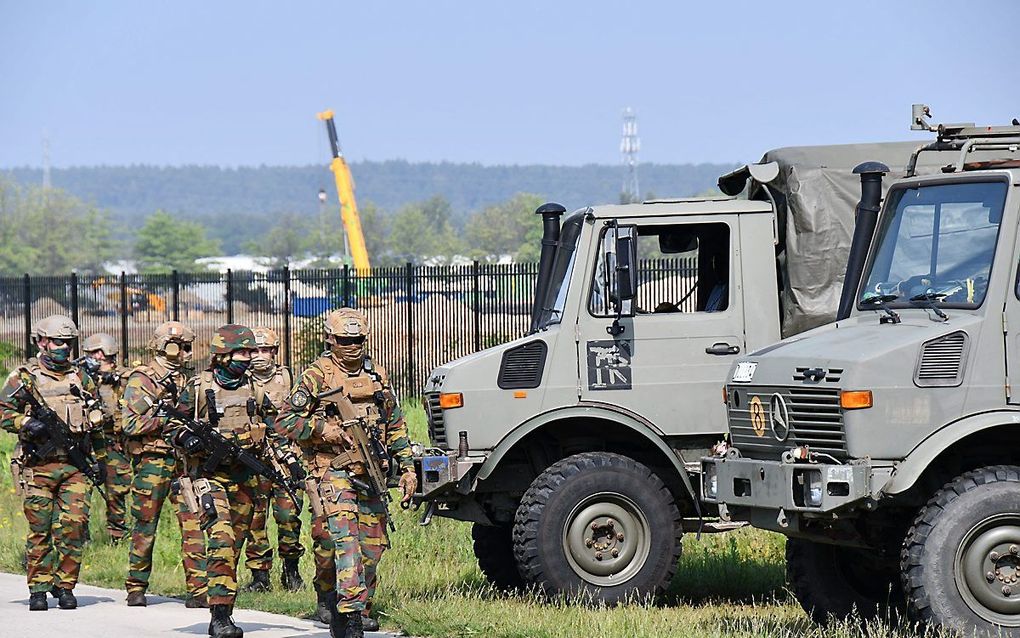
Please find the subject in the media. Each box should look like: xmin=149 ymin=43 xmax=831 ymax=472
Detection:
xmin=210 ymin=324 xmax=256 ymax=354
xmin=32 ymin=314 xmax=79 ymax=342
xmin=253 ymin=327 xmax=280 ymax=348
xmin=82 ymin=332 xmax=119 ymax=356
xmin=148 ymin=321 xmax=196 ymax=352
xmin=324 ymin=308 xmax=370 ymax=339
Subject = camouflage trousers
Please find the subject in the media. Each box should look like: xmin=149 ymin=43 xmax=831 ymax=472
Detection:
xmin=319 ymin=469 xmax=389 ymax=614
xmin=311 ymin=513 xmax=337 ymax=595
xmin=103 ymin=446 xmax=132 ymax=540
xmin=126 ymin=451 xmax=207 ymax=597
xmin=201 ymin=471 xmax=258 ymax=606
xmin=22 ymin=461 xmax=89 ymax=593
xmin=244 ymin=477 xmax=304 ymax=571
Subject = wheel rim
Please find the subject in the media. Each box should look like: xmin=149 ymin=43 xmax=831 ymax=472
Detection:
xmin=955 ymin=513 xmax=1020 ymax=626
xmin=562 ymin=491 xmax=651 ymax=587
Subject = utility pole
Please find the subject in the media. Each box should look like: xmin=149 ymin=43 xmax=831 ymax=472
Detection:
xmin=620 ymin=107 xmax=640 ymax=204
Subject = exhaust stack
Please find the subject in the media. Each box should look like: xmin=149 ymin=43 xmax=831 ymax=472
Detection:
xmin=836 ymin=162 xmax=890 ymax=321
xmin=530 ymin=202 xmax=566 ymax=333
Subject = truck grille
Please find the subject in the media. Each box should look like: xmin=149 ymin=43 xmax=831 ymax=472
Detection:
xmin=727 ymin=385 xmax=846 ymax=460
xmin=424 ymin=392 xmax=449 ymax=449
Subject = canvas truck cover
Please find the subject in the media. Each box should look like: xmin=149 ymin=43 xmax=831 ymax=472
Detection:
xmin=719 ymin=141 xmax=984 ymax=337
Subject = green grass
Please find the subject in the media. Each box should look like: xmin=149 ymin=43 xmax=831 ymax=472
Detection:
xmin=0 ymin=402 xmax=924 ymax=637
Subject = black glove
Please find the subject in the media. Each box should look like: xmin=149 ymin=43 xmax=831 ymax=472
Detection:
xmin=175 ymin=430 xmax=204 ymax=455
xmin=288 ymin=461 xmax=307 ymax=482
xmin=21 ymin=417 xmax=48 ymax=442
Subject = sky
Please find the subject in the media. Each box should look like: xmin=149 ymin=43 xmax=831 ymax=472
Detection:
xmin=1 ymin=1 xmax=1018 ymax=168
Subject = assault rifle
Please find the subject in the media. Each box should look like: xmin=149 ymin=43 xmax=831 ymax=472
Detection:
xmin=163 ymin=389 xmax=300 ymax=507
xmin=13 ymin=371 xmax=108 ymax=500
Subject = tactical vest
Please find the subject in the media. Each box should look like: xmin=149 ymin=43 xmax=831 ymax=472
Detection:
xmin=196 ymin=371 xmax=265 ymax=450
xmin=123 ymin=359 xmax=185 ymax=456
xmin=252 ymin=367 xmax=292 ymax=416
xmin=24 ymin=360 xmax=89 ymax=434
xmin=96 ymin=367 xmax=127 ymax=433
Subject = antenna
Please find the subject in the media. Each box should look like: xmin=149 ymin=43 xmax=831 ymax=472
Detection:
xmin=620 ymin=108 xmax=640 ymax=203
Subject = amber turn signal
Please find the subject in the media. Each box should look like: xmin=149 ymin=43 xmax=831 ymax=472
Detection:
xmin=840 ymin=390 xmax=873 ymax=409
xmin=439 ymin=392 xmax=464 ymax=409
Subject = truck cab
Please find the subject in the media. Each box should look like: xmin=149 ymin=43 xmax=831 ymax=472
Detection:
xmin=702 ymin=108 xmax=1020 ymax=634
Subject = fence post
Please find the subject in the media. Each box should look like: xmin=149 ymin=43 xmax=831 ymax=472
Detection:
xmin=172 ymin=269 xmax=180 ymax=321
xmin=472 ymin=260 xmax=481 ymax=351
xmin=405 ymin=262 xmax=415 ymax=396
xmin=226 ymin=269 xmax=234 ymax=324
xmin=23 ymin=274 xmax=31 ymax=359
xmin=283 ymin=266 xmax=292 ymax=370
xmin=342 ymin=264 xmax=350 ymax=307
xmin=70 ymin=272 xmax=80 ymax=358
xmin=120 ymin=272 xmax=129 ymax=361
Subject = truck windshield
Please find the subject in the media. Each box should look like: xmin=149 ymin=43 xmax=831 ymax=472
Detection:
xmin=859 ymin=180 xmax=1007 ymax=309
xmin=537 ymin=211 xmax=584 ymax=329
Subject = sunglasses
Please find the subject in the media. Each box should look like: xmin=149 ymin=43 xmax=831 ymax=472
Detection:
xmin=332 ymin=336 xmax=365 ymax=346
xmin=49 ymin=338 xmax=74 ymax=347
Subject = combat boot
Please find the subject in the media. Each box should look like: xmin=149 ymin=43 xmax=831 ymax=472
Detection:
xmin=362 ymin=614 xmax=379 ymax=632
xmin=208 ymin=604 xmax=243 ymax=638
xmin=281 ymin=558 xmax=304 ymax=592
xmin=185 ymin=592 xmax=209 ymax=608
xmin=243 ymin=569 xmax=270 ymax=592
xmin=330 ymin=609 xmax=363 ymax=638
xmin=315 ymin=590 xmax=335 ymax=624
xmin=126 ymin=590 xmax=147 ymax=606
xmin=28 ymin=592 xmax=48 ymax=611
xmin=55 ymin=587 xmax=77 ymax=610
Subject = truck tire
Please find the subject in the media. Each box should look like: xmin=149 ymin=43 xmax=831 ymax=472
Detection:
xmin=787 ymin=538 xmax=901 ymax=625
xmin=512 ymin=452 xmax=682 ymax=603
xmin=901 ymin=465 xmax=1020 ymax=635
xmin=472 ymin=523 xmax=524 ymax=590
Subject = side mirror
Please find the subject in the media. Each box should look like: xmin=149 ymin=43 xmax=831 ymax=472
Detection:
xmin=615 ymin=231 xmax=637 ymax=304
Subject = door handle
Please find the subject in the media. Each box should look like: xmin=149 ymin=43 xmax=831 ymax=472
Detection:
xmin=706 ymin=342 xmax=740 ymax=355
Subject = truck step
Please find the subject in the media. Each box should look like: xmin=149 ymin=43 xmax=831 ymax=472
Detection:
xmin=681 ymin=519 xmax=747 ymax=534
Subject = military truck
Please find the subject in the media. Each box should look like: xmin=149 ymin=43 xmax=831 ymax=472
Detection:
xmin=410 ymin=140 xmax=936 ymax=603
xmin=702 ymin=107 xmax=1020 ymax=634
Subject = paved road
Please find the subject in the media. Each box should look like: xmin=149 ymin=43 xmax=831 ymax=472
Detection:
xmin=1 ymin=573 xmax=399 ymax=638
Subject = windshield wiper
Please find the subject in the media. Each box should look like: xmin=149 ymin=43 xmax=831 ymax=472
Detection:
xmin=909 ymin=291 xmax=949 ymax=321
xmin=861 ymin=293 xmax=902 ymax=324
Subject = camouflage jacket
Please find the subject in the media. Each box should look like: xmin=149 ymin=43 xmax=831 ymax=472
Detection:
xmin=0 ymin=358 xmax=105 ymax=464
xmin=121 ymin=357 xmax=188 ymax=456
xmin=273 ymin=354 xmax=413 ymax=473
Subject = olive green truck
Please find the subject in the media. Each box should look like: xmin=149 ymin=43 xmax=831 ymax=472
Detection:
xmin=703 ymin=107 xmax=1020 ymax=635
xmin=409 ymin=135 xmax=946 ymax=604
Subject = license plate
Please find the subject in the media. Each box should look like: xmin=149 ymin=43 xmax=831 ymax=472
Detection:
xmin=731 ymin=362 xmax=757 ymax=383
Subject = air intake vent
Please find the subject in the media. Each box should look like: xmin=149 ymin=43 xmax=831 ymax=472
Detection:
xmin=498 ymin=341 xmax=548 ymax=389
xmin=793 ymin=367 xmax=843 ymax=383
xmin=915 ymin=332 xmax=968 ymax=387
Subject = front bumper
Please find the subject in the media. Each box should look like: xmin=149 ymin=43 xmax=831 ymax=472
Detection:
xmin=701 ymin=454 xmax=873 ymax=533
xmin=411 ymin=449 xmax=485 ymax=501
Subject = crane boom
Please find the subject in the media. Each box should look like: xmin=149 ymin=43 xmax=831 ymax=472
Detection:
xmin=317 ymin=109 xmax=371 ymax=271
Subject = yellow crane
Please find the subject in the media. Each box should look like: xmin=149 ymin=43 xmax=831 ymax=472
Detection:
xmin=317 ymin=109 xmax=371 ymax=271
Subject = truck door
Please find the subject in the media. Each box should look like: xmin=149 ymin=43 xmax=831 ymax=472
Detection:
xmin=576 ymin=216 xmax=745 ymax=434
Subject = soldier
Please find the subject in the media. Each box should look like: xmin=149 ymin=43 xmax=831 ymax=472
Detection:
xmin=0 ymin=315 xmax=104 ymax=611
xmin=80 ymin=332 xmax=131 ymax=542
xmin=170 ymin=324 xmax=298 ymax=638
xmin=275 ymin=308 xmax=417 ymax=638
xmin=242 ymin=327 xmax=306 ymax=593
xmin=122 ymin=321 xmax=207 ymax=607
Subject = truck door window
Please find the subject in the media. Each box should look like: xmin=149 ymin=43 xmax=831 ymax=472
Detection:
xmin=589 ymin=222 xmax=730 ymax=316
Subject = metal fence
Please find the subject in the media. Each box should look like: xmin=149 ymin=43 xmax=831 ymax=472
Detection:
xmin=0 ymin=258 xmax=697 ymax=398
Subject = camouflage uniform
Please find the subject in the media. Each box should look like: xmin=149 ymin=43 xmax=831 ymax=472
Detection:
xmin=0 ymin=315 xmax=104 ymax=611
xmin=81 ymin=333 xmax=132 ymax=541
xmin=123 ymin=323 xmax=207 ymax=605
xmin=244 ymin=331 xmax=305 ymax=591
xmin=169 ymin=324 xmax=293 ymax=637
xmin=275 ymin=308 xmax=415 ymax=635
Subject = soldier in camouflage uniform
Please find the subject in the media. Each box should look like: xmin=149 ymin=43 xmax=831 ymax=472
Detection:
xmin=122 ymin=321 xmax=207 ymax=608
xmin=242 ymin=327 xmax=306 ymax=593
xmin=170 ymin=324 xmax=299 ymax=638
xmin=80 ymin=332 xmax=131 ymax=541
xmin=0 ymin=315 xmax=104 ymax=611
xmin=275 ymin=308 xmax=417 ymax=638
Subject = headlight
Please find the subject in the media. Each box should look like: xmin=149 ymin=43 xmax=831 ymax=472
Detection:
xmin=702 ymin=461 xmax=718 ymax=499
xmin=803 ymin=469 xmax=823 ymax=507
